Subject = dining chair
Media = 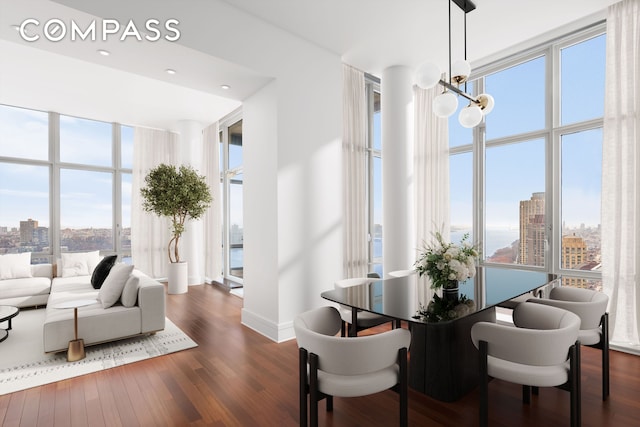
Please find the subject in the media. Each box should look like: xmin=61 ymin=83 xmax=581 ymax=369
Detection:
xmin=294 ymin=306 xmax=411 ymax=427
xmin=528 ymin=286 xmax=610 ymax=400
xmin=387 ymin=269 xmax=416 ymax=278
xmin=334 ymin=277 xmax=394 ymax=337
xmin=471 ymin=302 xmax=582 ymax=427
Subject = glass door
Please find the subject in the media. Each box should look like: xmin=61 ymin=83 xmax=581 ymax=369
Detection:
xmin=221 ymin=117 xmax=243 ymax=286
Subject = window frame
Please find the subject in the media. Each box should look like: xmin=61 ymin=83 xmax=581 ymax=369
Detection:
xmin=452 ymin=22 xmax=605 ymax=286
xmin=0 ymin=105 xmax=133 ymax=262
xmin=365 ymin=73 xmax=382 ymax=276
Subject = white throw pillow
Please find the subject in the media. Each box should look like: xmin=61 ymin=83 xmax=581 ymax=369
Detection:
xmin=61 ymin=251 xmax=100 ymax=277
xmin=121 ymin=275 xmax=140 ymax=307
xmin=0 ymin=252 xmax=32 ymax=280
xmin=98 ymin=263 xmax=135 ymax=308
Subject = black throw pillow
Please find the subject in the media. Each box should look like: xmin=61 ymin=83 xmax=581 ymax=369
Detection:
xmin=91 ymin=255 xmax=118 ymax=289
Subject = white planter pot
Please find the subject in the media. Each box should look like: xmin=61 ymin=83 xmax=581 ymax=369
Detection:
xmin=168 ymin=262 xmax=188 ymax=294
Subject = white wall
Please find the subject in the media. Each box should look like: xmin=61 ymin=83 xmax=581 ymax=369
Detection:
xmin=242 ymin=51 xmax=343 ymax=343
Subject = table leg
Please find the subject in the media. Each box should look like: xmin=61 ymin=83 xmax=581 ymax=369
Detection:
xmin=67 ymin=307 xmax=85 ymax=362
xmin=350 ymin=308 xmax=357 ymax=337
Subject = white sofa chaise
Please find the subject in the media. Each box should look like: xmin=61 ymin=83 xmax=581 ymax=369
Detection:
xmin=43 ymin=269 xmax=166 ymax=353
xmin=0 ymin=263 xmax=52 ymax=308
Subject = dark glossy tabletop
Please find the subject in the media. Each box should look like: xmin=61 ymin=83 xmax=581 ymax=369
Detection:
xmin=321 ymin=267 xmax=558 ymax=324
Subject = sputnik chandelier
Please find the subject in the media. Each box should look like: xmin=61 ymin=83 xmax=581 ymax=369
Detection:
xmin=415 ymin=0 xmax=494 ymax=128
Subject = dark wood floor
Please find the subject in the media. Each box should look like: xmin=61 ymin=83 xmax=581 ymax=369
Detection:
xmin=1 ymin=283 xmax=639 ymax=426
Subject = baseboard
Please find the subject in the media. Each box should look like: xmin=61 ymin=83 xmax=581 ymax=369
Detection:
xmin=240 ymin=308 xmax=295 ymax=343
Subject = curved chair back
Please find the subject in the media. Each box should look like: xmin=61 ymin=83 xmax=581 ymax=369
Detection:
xmin=546 ymin=287 xmax=609 ymax=330
xmin=388 ymin=269 xmax=416 ymax=278
xmin=472 ymin=302 xmax=580 ymax=367
xmin=294 ymin=306 xmax=410 ymax=377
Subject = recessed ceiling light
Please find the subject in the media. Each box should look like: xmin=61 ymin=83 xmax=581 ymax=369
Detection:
xmin=165 ymin=69 xmax=177 ymax=75
xmin=97 ymin=49 xmax=110 ymax=56
xmin=221 ymin=84 xmax=231 ymax=90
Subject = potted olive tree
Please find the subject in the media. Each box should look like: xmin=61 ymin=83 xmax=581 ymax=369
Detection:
xmin=140 ymin=164 xmax=212 ymax=294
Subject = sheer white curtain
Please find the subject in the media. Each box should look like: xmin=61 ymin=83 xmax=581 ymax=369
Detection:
xmin=131 ymin=127 xmax=180 ymax=278
xmin=203 ymin=123 xmax=222 ymax=283
xmin=414 ymin=85 xmax=450 ymax=306
xmin=342 ymin=64 xmax=369 ymax=278
xmin=602 ymin=0 xmax=640 ymax=350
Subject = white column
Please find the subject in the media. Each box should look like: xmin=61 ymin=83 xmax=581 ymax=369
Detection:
xmin=177 ymin=120 xmax=206 ymax=285
xmin=381 ymin=66 xmax=415 ymax=275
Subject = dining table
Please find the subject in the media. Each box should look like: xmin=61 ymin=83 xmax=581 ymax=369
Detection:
xmin=321 ymin=267 xmax=559 ymax=402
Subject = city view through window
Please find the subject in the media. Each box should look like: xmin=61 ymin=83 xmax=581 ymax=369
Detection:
xmin=449 ymin=31 xmax=605 ymax=290
xmin=0 ymin=105 xmax=132 ymax=262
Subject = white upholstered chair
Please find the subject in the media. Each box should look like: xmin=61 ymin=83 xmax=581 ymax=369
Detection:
xmin=528 ymin=286 xmax=610 ymax=400
xmin=294 ymin=306 xmax=411 ymax=427
xmin=334 ymin=277 xmax=393 ymax=337
xmin=471 ymin=302 xmax=581 ymax=427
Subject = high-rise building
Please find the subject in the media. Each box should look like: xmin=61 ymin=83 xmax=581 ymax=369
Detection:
xmin=519 ymin=192 xmax=545 ymax=266
xmin=562 ymin=234 xmax=588 ymax=288
xmin=19 ymin=218 xmax=38 ymax=245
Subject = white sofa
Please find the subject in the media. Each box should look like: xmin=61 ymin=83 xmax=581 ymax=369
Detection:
xmin=0 ymin=263 xmax=52 ymax=308
xmin=43 ymin=269 xmax=166 ymax=353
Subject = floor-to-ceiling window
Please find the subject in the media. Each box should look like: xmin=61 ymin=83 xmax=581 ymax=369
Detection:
xmin=449 ymin=23 xmax=605 ymax=290
xmin=219 ymin=110 xmax=243 ymax=287
xmin=366 ymin=75 xmax=382 ymax=277
xmin=0 ymin=104 xmax=133 ymax=263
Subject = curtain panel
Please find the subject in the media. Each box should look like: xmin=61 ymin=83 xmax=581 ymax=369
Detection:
xmin=414 ymin=85 xmax=450 ymax=306
xmin=202 ymin=122 xmax=222 ymax=283
xmin=602 ymin=0 xmax=640 ymax=350
xmin=131 ymin=127 xmax=180 ymax=279
xmin=342 ymin=64 xmax=369 ymax=278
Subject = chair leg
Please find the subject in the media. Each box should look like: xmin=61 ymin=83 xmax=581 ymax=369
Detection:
xmin=299 ymin=348 xmax=308 ymax=427
xmin=601 ymin=313 xmax=610 ymax=401
xmin=522 ymin=385 xmax=531 ymax=404
xmin=309 ymin=353 xmax=319 ymax=427
xmin=341 ymin=321 xmax=346 ymax=337
xmin=399 ymin=347 xmax=408 ymax=427
xmin=479 ymin=341 xmax=489 ymax=427
xmin=569 ymin=341 xmax=581 ymax=427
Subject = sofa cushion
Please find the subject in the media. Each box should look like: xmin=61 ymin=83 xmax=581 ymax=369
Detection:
xmin=0 ymin=252 xmax=32 ymax=280
xmin=91 ymin=255 xmax=117 ymax=289
xmin=0 ymin=276 xmax=51 ymax=298
xmin=61 ymin=251 xmax=100 ymax=278
xmin=121 ymin=275 xmax=140 ymax=307
xmin=98 ymin=263 xmax=134 ymax=308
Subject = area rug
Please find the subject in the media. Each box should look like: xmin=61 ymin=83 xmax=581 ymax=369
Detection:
xmin=0 ymin=308 xmax=197 ymax=395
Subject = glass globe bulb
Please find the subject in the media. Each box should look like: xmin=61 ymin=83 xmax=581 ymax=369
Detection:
xmin=451 ymin=60 xmax=471 ymax=84
xmin=416 ymin=62 xmax=441 ymax=89
xmin=459 ymin=104 xmax=483 ymax=128
xmin=477 ymin=93 xmax=495 ymax=115
xmin=433 ymin=92 xmax=458 ymax=118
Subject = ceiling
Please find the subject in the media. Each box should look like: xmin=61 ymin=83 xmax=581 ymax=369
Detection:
xmin=0 ymin=0 xmax=617 ymax=131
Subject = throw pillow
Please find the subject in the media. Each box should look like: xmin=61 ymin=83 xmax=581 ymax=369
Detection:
xmin=61 ymin=251 xmax=100 ymax=277
xmin=98 ymin=263 xmax=135 ymax=308
xmin=91 ymin=255 xmax=118 ymax=289
xmin=0 ymin=252 xmax=32 ymax=280
xmin=121 ymin=275 xmax=140 ymax=307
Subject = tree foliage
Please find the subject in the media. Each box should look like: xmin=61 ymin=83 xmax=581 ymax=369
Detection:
xmin=140 ymin=164 xmax=212 ymax=263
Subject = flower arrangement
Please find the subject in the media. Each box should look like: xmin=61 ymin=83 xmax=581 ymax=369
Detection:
xmin=414 ymin=231 xmax=479 ymax=290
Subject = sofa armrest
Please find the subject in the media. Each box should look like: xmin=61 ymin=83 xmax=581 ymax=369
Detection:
xmin=138 ymin=278 xmax=166 ymax=333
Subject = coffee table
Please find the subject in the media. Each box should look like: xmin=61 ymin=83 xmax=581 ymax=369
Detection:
xmin=52 ymin=299 xmax=98 ymax=361
xmin=0 ymin=305 xmax=19 ymax=343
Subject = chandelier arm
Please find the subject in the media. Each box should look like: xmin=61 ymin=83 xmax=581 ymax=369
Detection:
xmin=438 ymin=79 xmax=479 ymax=104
